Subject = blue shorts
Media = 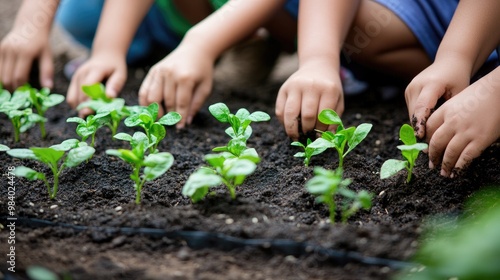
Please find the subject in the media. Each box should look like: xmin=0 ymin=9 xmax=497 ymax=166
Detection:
xmin=373 ymin=0 xmax=497 ymax=62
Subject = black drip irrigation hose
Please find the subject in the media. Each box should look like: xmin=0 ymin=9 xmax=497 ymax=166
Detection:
xmin=5 ymin=216 xmax=415 ymax=270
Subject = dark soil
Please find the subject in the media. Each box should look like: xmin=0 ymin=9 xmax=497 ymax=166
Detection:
xmin=1 ymin=63 xmax=499 ymax=280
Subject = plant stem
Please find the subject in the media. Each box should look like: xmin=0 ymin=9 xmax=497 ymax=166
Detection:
xmin=50 ymin=165 xmax=63 ymax=199
xmin=406 ymin=163 xmax=414 ymax=183
xmin=90 ymin=133 xmax=96 ymax=147
xmin=12 ymin=120 xmax=20 ymax=143
xmin=40 ymin=122 xmax=47 ymax=139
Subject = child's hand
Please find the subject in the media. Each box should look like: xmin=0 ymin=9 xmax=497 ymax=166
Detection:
xmin=425 ymin=68 xmax=500 ymax=177
xmin=276 ymin=61 xmax=343 ymax=140
xmin=67 ymin=52 xmax=127 ymax=117
xmin=0 ymin=30 xmax=54 ymax=90
xmin=139 ymin=45 xmax=214 ymax=129
xmin=405 ymin=58 xmax=470 ymax=139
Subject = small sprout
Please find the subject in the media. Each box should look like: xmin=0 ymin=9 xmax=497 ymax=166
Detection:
xmin=0 ymin=85 xmax=46 ymax=143
xmin=380 ymin=124 xmax=428 ymax=183
xmin=124 ymin=103 xmax=181 ymax=153
xmin=77 ymin=83 xmax=129 ymax=136
xmin=7 ymin=139 xmax=95 ymax=199
xmin=209 ymin=102 xmax=270 ymax=155
xmin=182 ymin=148 xmax=260 ymax=202
xmin=291 ymin=138 xmax=327 ymax=167
xmin=25 ymin=85 xmax=65 ymax=139
xmin=67 ymin=113 xmax=110 ymax=147
xmin=308 ymin=109 xmax=372 ymax=168
xmin=306 ymin=167 xmax=372 ymax=223
xmin=106 ymin=132 xmax=174 ymax=204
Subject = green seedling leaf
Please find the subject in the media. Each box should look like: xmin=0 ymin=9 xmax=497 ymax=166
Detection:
xmin=7 ymin=149 xmax=38 ymax=160
xmin=106 ymin=149 xmax=141 ymax=164
xmin=81 ymin=83 xmax=110 ymax=101
xmin=292 ymin=138 xmax=327 ymax=167
xmin=144 ymin=152 xmax=174 ymax=181
xmin=50 ymin=139 xmax=81 ymax=151
xmin=381 ymin=124 xmax=428 ymax=183
xmin=13 ymin=166 xmax=46 ymax=181
xmin=380 ymin=159 xmax=408 ymax=179
xmin=65 ymin=146 xmax=95 ymax=167
xmin=31 ymin=148 xmax=65 ymax=165
xmin=0 ymin=144 xmax=10 ymax=151
xmin=318 ymin=109 xmax=343 ymax=126
xmin=158 ymin=112 xmax=182 ymax=126
xmin=399 ymin=123 xmax=416 ymax=145
xmin=209 ymin=102 xmax=231 ymax=122
xmin=345 ymin=123 xmax=373 ymax=155
xmin=183 ymin=168 xmax=222 ymax=203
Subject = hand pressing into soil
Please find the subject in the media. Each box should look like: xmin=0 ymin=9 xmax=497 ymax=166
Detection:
xmin=405 ymin=55 xmax=471 ymax=140
xmin=139 ymin=44 xmax=214 ymax=129
xmin=275 ymin=60 xmax=344 ymax=140
xmin=425 ymin=67 xmax=500 ymax=178
xmin=66 ymin=51 xmax=126 ymax=117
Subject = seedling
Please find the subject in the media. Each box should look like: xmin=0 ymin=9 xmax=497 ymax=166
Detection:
xmin=182 ymin=148 xmax=260 ymax=202
xmin=7 ymin=139 xmax=95 ymax=199
xmin=67 ymin=113 xmax=111 ymax=147
xmin=25 ymin=85 xmax=65 ymax=139
xmin=306 ymin=167 xmax=372 ymax=223
xmin=106 ymin=131 xmax=174 ymax=204
xmin=380 ymin=124 xmax=428 ymax=183
xmin=291 ymin=138 xmax=327 ymax=167
xmin=124 ymin=103 xmax=181 ymax=153
xmin=0 ymin=85 xmax=46 ymax=142
xmin=0 ymin=144 xmax=10 ymax=151
xmin=308 ymin=109 xmax=372 ymax=168
xmin=209 ymin=102 xmax=270 ymax=155
xmin=77 ymin=83 xmax=129 ymax=136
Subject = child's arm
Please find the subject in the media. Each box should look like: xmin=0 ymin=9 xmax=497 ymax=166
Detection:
xmin=275 ymin=0 xmax=360 ymax=140
xmin=425 ymin=67 xmax=500 ymax=177
xmin=139 ymin=0 xmax=286 ymax=128
xmin=67 ymin=0 xmax=154 ymax=115
xmin=0 ymin=0 xmax=59 ymax=90
xmin=406 ymin=0 xmax=500 ymax=139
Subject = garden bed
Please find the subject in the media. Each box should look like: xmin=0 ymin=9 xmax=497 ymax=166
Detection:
xmin=1 ymin=65 xmax=499 ymax=280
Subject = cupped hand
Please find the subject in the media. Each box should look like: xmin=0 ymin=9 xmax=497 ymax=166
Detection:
xmin=139 ymin=44 xmax=214 ymax=129
xmin=425 ymin=68 xmax=500 ymax=177
xmin=0 ymin=30 xmax=54 ymax=90
xmin=67 ymin=52 xmax=127 ymax=117
xmin=405 ymin=57 xmax=471 ymax=139
xmin=275 ymin=60 xmax=343 ymax=140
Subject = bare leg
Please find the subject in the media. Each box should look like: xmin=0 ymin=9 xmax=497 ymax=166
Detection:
xmin=345 ymin=0 xmax=432 ymax=80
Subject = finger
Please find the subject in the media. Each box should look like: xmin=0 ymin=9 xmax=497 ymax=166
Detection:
xmin=283 ymin=90 xmax=302 ymax=140
xmin=105 ymin=69 xmax=126 ymax=98
xmin=275 ymin=87 xmax=288 ymax=125
xmin=453 ymin=142 xmax=482 ymax=177
xmin=163 ymin=72 xmax=176 ymax=114
xmin=1 ymin=49 xmax=15 ymax=90
xmin=427 ymin=124 xmax=454 ymax=172
xmin=174 ymin=79 xmax=195 ymax=129
xmin=12 ymin=55 xmax=31 ymax=89
xmin=424 ymin=106 xmax=445 ymax=144
xmin=301 ymin=93 xmax=320 ymax=134
xmin=412 ymin=84 xmax=443 ymax=139
xmin=189 ymin=78 xmax=212 ymax=126
xmin=39 ymin=46 xmax=54 ymax=89
xmin=440 ymin=135 xmax=469 ymax=178
xmin=138 ymin=72 xmax=153 ymax=106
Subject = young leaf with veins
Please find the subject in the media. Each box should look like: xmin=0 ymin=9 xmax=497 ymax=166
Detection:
xmin=77 ymin=83 xmax=130 ymax=136
xmin=124 ymin=103 xmax=181 ymax=153
xmin=182 ymin=148 xmax=260 ymax=202
xmin=0 ymin=85 xmax=46 ymax=143
xmin=7 ymin=139 xmax=94 ymax=199
xmin=308 ymin=109 xmax=372 ymax=168
xmin=380 ymin=124 xmax=428 ymax=183
xmin=106 ymin=131 xmax=174 ymax=204
xmin=25 ymin=85 xmax=65 ymax=139
xmin=306 ymin=167 xmax=372 ymax=223
xmin=209 ymin=102 xmax=270 ymax=156
xmin=291 ymin=138 xmax=327 ymax=167
xmin=67 ymin=113 xmax=111 ymax=147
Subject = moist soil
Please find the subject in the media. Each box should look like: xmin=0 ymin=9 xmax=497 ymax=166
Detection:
xmin=1 ymin=65 xmax=500 ymax=280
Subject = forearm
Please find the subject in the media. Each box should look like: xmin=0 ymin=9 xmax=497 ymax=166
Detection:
xmin=181 ymin=0 xmax=286 ymax=60
xmin=12 ymin=0 xmax=60 ymax=34
xmin=297 ymin=0 xmax=360 ymax=67
xmin=91 ymin=0 xmax=155 ymax=57
xmin=435 ymin=0 xmax=500 ymax=75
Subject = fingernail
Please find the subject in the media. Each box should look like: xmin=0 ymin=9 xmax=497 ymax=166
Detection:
xmin=450 ymin=172 xmax=455 ymax=179
xmin=176 ymin=123 xmax=185 ymax=130
xmin=429 ymin=161 xmax=434 ymax=169
xmin=440 ymin=169 xmax=448 ymax=177
xmin=187 ymin=116 xmax=193 ymax=125
xmin=44 ymin=79 xmax=53 ymax=89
